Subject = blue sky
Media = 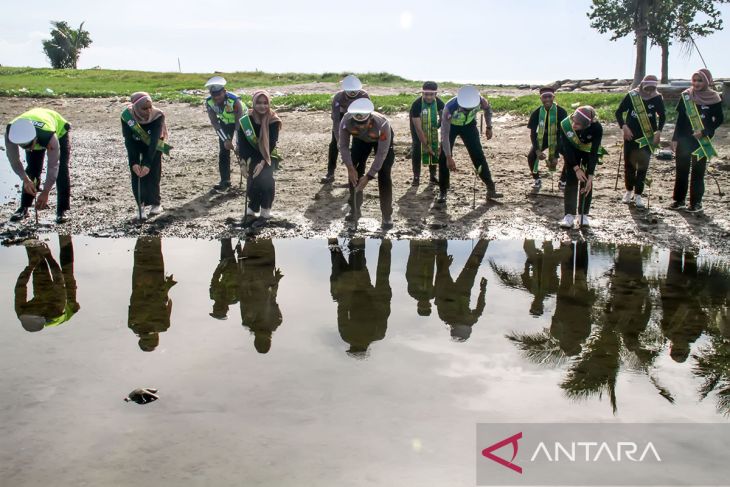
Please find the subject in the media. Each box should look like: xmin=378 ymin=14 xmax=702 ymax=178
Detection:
xmin=1 ymin=0 xmax=728 ymax=83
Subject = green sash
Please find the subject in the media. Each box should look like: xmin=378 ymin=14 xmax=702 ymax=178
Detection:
xmin=420 ymin=100 xmax=439 ymax=166
xmin=560 ymin=117 xmax=607 ymax=163
xmin=239 ymin=112 xmax=282 ymax=163
xmin=536 ymin=104 xmax=558 ymax=172
xmin=121 ymin=109 xmax=172 ymax=155
xmin=628 ymin=91 xmax=658 ymax=152
xmin=682 ymin=93 xmax=718 ymax=160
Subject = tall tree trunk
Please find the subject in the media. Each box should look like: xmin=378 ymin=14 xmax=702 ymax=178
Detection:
xmin=660 ymin=41 xmax=669 ymax=84
xmin=632 ymin=0 xmax=650 ymax=88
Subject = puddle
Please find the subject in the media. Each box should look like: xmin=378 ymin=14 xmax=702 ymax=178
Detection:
xmin=0 ymin=148 xmax=20 ymax=206
xmin=0 ymin=236 xmax=728 ymax=485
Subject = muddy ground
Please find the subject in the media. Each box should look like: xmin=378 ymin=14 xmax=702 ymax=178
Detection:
xmin=1 ymin=93 xmax=729 ymax=252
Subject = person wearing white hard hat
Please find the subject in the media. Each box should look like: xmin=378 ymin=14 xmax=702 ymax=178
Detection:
xmin=205 ymin=76 xmax=244 ymax=192
xmin=321 ymin=74 xmax=370 ymax=184
xmin=5 ymin=108 xmax=72 ymax=223
xmin=436 ymin=85 xmax=502 ymax=206
xmin=338 ymin=98 xmax=396 ymax=229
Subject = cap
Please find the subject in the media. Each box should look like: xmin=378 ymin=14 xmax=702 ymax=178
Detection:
xmin=347 ymin=98 xmax=375 ymax=115
xmin=422 ymin=81 xmax=438 ymax=92
xmin=9 ymin=118 xmax=37 ymax=145
xmin=456 ymin=85 xmax=481 ymax=109
xmin=205 ymin=76 xmax=227 ymax=93
xmin=342 ymin=74 xmax=363 ymax=91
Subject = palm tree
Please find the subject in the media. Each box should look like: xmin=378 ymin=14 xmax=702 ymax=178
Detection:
xmin=42 ymin=21 xmax=92 ymax=69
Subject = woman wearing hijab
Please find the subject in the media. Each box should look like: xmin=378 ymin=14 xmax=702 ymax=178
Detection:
xmin=615 ymin=75 xmax=666 ymax=209
xmin=238 ymin=90 xmax=282 ymax=227
xmin=121 ymin=92 xmax=171 ymax=220
xmin=559 ymin=106 xmax=606 ymax=229
xmin=670 ymin=68 xmax=724 ymax=213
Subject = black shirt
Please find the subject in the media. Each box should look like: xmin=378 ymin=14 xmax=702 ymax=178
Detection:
xmin=121 ymin=116 xmax=164 ymax=168
xmin=237 ymin=119 xmax=280 ymax=162
xmin=615 ymin=93 xmax=666 ymax=140
xmin=672 ymin=98 xmax=724 ymax=141
xmin=560 ymin=121 xmax=604 ymax=175
xmin=409 ymin=96 xmax=445 ymax=129
xmin=527 ymin=104 xmax=568 ymax=151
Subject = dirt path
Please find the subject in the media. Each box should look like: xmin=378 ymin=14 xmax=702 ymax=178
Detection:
xmin=1 ymin=96 xmax=729 ymax=252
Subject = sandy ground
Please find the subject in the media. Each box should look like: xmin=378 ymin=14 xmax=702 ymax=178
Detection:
xmin=1 ymin=95 xmax=729 ymax=252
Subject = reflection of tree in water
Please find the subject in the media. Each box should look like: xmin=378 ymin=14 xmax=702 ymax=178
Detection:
xmin=434 ymin=239 xmax=488 ymax=342
xmin=329 ymin=238 xmax=391 ymax=357
xmin=690 ymin=258 xmax=730 ymax=416
xmin=128 ymin=237 xmax=176 ymax=352
xmin=209 ymin=238 xmax=240 ymax=320
xmin=238 ymin=239 xmax=283 ymax=354
xmin=14 ymin=236 xmax=80 ymax=332
xmin=507 ymin=242 xmax=671 ymax=413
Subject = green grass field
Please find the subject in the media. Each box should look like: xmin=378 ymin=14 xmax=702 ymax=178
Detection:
xmin=0 ymin=66 xmax=685 ymax=121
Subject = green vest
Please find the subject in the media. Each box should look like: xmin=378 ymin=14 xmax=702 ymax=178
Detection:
xmin=12 ymin=108 xmax=69 ymax=150
xmin=450 ymin=106 xmax=479 ymax=126
xmin=420 ymin=100 xmax=439 ymax=166
xmin=206 ymin=96 xmax=238 ymax=125
xmin=121 ymin=108 xmax=172 ymax=155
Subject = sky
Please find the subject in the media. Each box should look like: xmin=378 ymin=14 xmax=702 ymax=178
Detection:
xmin=1 ymin=0 xmax=728 ymax=83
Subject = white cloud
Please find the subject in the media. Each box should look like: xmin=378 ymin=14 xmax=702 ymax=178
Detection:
xmin=400 ymin=11 xmax=413 ymax=30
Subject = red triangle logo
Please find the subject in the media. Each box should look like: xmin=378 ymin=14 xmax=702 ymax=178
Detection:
xmin=481 ymin=432 xmax=523 ymax=474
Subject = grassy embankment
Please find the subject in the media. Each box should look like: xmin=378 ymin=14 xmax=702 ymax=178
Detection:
xmin=0 ymin=67 xmax=645 ymax=120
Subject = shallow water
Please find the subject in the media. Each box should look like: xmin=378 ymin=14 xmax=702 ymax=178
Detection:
xmin=0 ymin=236 xmax=728 ymax=486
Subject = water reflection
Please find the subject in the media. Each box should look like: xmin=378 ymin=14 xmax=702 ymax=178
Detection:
xmin=128 ymin=237 xmax=176 ymax=351
xmin=5 ymin=236 xmax=730 ymax=416
xmin=14 ymin=235 xmax=79 ymax=331
xmin=238 ymin=239 xmax=283 ymax=354
xmin=209 ymin=238 xmax=240 ymax=320
xmin=434 ymin=239 xmax=489 ymax=341
xmin=329 ymin=238 xmax=392 ymax=357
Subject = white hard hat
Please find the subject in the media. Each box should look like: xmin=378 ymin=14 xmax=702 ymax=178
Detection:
xmin=205 ymin=76 xmax=227 ymax=92
xmin=456 ymin=85 xmax=481 ymax=109
xmin=342 ymin=74 xmax=363 ymax=91
xmin=347 ymin=98 xmax=374 ymax=115
xmin=9 ymin=118 xmax=37 ymax=145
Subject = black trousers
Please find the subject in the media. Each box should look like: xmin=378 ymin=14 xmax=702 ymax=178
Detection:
xmin=410 ymin=127 xmax=437 ymax=179
xmin=129 ymin=150 xmax=162 ymax=207
xmin=326 ymin=130 xmax=340 ymax=176
xmin=349 ymin=138 xmax=395 ymax=219
xmin=218 ymin=123 xmax=236 ymax=184
xmin=673 ymin=137 xmax=706 ymax=206
xmin=624 ymin=140 xmax=651 ymax=195
xmin=247 ymin=158 xmax=276 ymax=212
xmin=21 ymin=133 xmax=71 ymax=214
xmin=564 ymin=156 xmax=593 ymax=216
xmin=438 ymin=122 xmax=493 ymax=193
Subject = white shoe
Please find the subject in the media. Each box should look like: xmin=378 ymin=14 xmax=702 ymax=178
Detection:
xmin=579 ymin=215 xmax=591 ymax=227
xmin=136 ymin=207 xmax=148 ymax=221
xmin=148 ymin=205 xmax=163 ymax=216
xmin=246 ymin=207 xmax=257 ymax=217
xmin=558 ymin=180 xmax=566 ymax=191
xmin=634 ymin=195 xmax=645 ymax=209
xmin=532 ymin=178 xmax=542 ymax=190
xmin=260 ymin=208 xmax=272 ymax=219
xmin=559 ymin=214 xmax=575 ymax=229
xmin=622 ymin=190 xmax=634 ymax=204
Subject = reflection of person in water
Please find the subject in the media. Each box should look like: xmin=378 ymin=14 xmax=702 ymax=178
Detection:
xmin=521 ymin=240 xmax=563 ymax=317
xmin=660 ymin=250 xmax=707 ymax=363
xmin=128 ymin=237 xmax=176 ymax=352
xmin=238 ymin=239 xmax=283 ymax=354
xmin=329 ymin=238 xmax=392 ymax=356
xmin=605 ymin=245 xmax=653 ymax=359
xmin=434 ymin=239 xmax=488 ymax=341
xmin=209 ymin=238 xmax=240 ymax=320
xmin=550 ymin=241 xmax=594 ymax=356
xmin=406 ymin=240 xmax=436 ymax=316
xmin=14 ymin=236 xmax=80 ymax=332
